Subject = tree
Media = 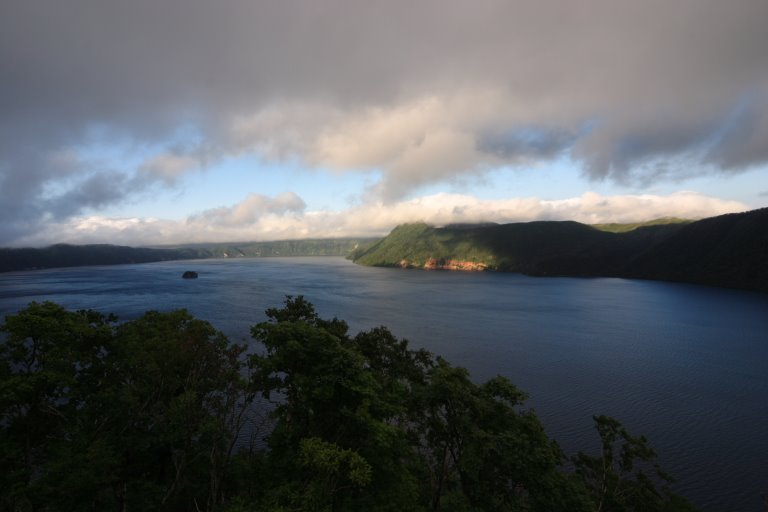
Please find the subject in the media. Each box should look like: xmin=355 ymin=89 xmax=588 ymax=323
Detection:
xmin=0 ymin=302 xmax=116 ymax=511
xmin=102 ymin=309 xmax=255 ymax=511
xmin=0 ymin=303 xmax=255 ymax=512
xmin=410 ymin=358 xmax=591 ymax=511
xmin=249 ymin=296 xmax=423 ymax=510
xmin=1 ymin=299 xmax=699 ymax=511
xmin=249 ymin=297 xmax=589 ymax=511
xmin=572 ymin=415 xmax=697 ymax=512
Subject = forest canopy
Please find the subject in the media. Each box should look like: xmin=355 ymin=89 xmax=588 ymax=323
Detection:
xmin=0 ymin=298 xmax=696 ymax=511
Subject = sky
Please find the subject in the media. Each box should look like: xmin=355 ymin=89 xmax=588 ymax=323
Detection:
xmin=1 ymin=0 xmax=767 ymax=247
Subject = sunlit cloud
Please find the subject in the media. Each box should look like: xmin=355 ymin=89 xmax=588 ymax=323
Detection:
xmin=1 ymin=0 xmax=766 ymax=245
xmin=13 ymin=191 xmax=747 ymax=247
xmin=189 ymin=192 xmax=306 ymax=228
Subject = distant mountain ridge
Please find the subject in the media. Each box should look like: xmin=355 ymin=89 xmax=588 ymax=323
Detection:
xmin=0 ymin=238 xmax=376 ymax=273
xmin=350 ymin=208 xmax=768 ymax=293
xmin=4 ymin=210 xmax=766 ymax=292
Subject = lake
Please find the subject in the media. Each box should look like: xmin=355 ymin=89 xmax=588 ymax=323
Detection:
xmin=1 ymin=257 xmax=767 ymax=511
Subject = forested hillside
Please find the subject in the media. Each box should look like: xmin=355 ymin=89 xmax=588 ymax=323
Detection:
xmin=162 ymin=238 xmax=377 ymax=259
xmin=351 ymin=208 xmax=768 ymax=293
xmin=0 ymin=244 xmax=200 ymax=272
xmin=0 ymin=239 xmax=376 ymax=273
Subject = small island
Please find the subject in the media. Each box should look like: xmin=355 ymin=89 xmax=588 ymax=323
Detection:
xmin=181 ymin=270 xmax=198 ymax=279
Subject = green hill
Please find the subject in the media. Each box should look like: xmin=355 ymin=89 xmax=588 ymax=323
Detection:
xmin=625 ymin=209 xmax=768 ymax=290
xmin=591 ymin=217 xmax=691 ymax=233
xmin=0 ymin=244 xmax=200 ymax=272
xmin=0 ymin=238 xmax=377 ymax=273
xmin=160 ymin=238 xmax=377 ymax=259
xmin=351 ymin=220 xmax=685 ymax=276
xmin=351 ymin=209 xmax=768 ymax=292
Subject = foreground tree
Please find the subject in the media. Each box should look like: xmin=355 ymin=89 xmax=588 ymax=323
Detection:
xmin=573 ymin=416 xmax=698 ymax=512
xmin=249 ymin=296 xmax=424 ymax=510
xmin=247 ymin=296 xmax=694 ymax=511
xmin=1 ymin=298 xmax=697 ymax=511
xmin=411 ymin=359 xmax=591 ymax=511
xmin=0 ymin=302 xmax=117 ymax=510
xmin=0 ymin=302 xmax=254 ymax=512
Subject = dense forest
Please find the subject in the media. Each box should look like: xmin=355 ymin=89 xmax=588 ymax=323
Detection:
xmin=0 ymin=244 xmax=200 ymax=273
xmin=0 ymin=239 xmax=376 ymax=273
xmin=1 ymin=298 xmax=697 ymax=511
xmin=351 ymin=208 xmax=768 ymax=293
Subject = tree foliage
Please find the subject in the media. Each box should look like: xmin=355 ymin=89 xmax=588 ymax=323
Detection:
xmin=572 ymin=416 xmax=698 ymax=512
xmin=0 ymin=298 xmax=697 ymax=511
xmin=0 ymin=302 xmax=254 ymax=512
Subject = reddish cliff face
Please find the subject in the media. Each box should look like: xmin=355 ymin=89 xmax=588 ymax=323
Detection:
xmin=423 ymin=258 xmax=488 ymax=271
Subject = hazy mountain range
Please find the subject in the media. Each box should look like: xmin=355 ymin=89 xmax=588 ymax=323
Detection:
xmin=0 ymin=239 xmax=374 ymax=273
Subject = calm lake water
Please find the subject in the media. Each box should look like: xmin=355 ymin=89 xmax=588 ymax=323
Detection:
xmin=1 ymin=257 xmax=767 ymax=511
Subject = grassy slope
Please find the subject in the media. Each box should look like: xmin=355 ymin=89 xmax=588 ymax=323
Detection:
xmin=352 ymin=209 xmax=768 ymax=292
xmin=351 ymin=223 xmax=498 ymax=267
xmin=591 ymin=217 xmax=691 ymax=233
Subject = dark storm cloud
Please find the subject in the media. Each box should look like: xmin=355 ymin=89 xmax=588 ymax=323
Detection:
xmin=1 ymin=0 xmax=767 ymax=244
xmin=477 ymin=127 xmax=580 ymax=161
xmin=704 ymin=92 xmax=768 ymax=171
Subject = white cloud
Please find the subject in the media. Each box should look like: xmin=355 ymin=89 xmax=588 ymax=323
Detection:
xmin=2 ymin=0 xmax=767 ymax=244
xmin=216 ymin=90 xmax=582 ymax=201
xmin=14 ymin=191 xmax=748 ymax=247
xmin=189 ymin=192 xmax=306 ymax=227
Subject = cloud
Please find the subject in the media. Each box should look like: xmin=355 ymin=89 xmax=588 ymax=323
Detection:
xmin=189 ymin=192 xmax=306 ymax=228
xmin=1 ymin=0 xmax=767 ymax=243
xmin=13 ymin=191 xmax=747 ymax=247
xmin=138 ymin=153 xmax=202 ymax=186
xmin=704 ymin=92 xmax=768 ymax=170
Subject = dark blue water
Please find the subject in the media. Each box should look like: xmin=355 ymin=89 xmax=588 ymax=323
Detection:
xmin=1 ymin=257 xmax=767 ymax=511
